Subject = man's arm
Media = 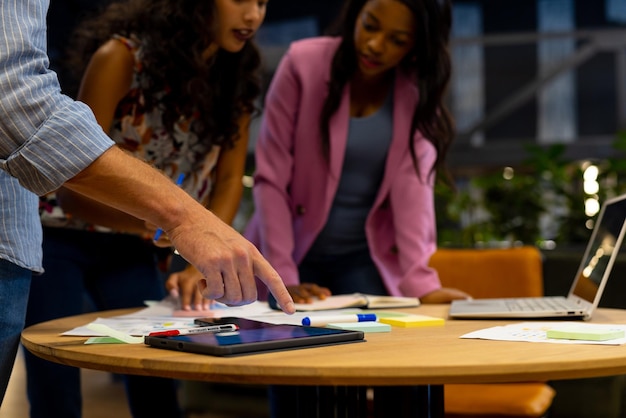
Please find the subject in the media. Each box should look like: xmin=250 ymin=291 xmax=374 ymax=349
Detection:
xmin=0 ymin=0 xmax=294 ymax=313
xmin=64 ymin=146 xmax=294 ymax=311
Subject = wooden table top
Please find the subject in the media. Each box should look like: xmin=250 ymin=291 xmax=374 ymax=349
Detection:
xmin=21 ymin=304 xmax=626 ymax=386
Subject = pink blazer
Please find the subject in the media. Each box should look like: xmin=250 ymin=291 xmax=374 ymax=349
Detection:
xmin=245 ymin=37 xmax=441 ymax=299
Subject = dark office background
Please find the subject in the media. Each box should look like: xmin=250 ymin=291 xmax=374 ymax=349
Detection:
xmin=47 ymin=0 xmax=626 ymax=170
xmin=463 ymin=0 xmax=623 ymax=143
xmin=260 ymin=0 xmax=626 ymax=169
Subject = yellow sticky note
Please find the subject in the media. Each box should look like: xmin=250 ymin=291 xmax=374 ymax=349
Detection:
xmin=378 ymin=315 xmax=444 ymax=327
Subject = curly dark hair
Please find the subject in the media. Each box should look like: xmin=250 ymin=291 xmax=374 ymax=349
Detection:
xmin=65 ymin=0 xmax=262 ymax=149
xmin=322 ymin=0 xmax=454 ymax=182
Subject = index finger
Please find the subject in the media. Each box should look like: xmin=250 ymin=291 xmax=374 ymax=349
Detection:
xmin=253 ymin=256 xmax=295 ymax=314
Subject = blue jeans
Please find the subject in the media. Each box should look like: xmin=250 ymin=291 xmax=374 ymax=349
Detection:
xmin=267 ymin=248 xmax=387 ymax=310
xmin=0 ymin=259 xmax=32 ymax=408
xmin=269 ymin=248 xmax=386 ymax=418
xmin=298 ymin=248 xmax=387 ymax=295
xmin=23 ymin=228 xmax=181 ymax=418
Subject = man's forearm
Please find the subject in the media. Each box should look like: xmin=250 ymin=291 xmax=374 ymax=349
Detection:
xmin=56 ymin=187 xmax=149 ymax=235
xmin=63 ymin=146 xmax=191 ymax=232
xmin=62 ymin=145 xmax=295 ymax=313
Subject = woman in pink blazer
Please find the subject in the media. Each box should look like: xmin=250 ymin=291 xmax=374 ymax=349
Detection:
xmin=246 ymin=0 xmax=469 ymax=307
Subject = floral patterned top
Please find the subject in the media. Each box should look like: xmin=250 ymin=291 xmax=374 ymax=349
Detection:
xmin=40 ymin=35 xmax=221 ymax=231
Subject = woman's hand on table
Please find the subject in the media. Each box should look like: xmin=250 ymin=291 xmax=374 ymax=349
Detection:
xmin=420 ymin=287 xmax=472 ymax=304
xmin=165 ymin=264 xmax=212 ymax=311
xmin=287 ymin=283 xmax=332 ymax=304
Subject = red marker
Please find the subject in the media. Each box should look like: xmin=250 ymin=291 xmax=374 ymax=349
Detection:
xmin=148 ymin=323 xmax=238 ymax=337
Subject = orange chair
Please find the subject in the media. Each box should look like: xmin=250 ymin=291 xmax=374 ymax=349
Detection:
xmin=429 ymin=246 xmax=556 ymax=418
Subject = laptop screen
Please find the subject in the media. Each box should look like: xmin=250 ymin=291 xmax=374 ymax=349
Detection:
xmin=570 ymin=194 xmax=626 ymax=305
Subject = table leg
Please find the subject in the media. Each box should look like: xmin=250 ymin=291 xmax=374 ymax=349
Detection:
xmin=281 ymin=385 xmax=368 ymax=417
xmin=288 ymin=384 xmax=444 ymax=418
xmin=425 ymin=384 xmax=444 ymax=418
xmin=335 ymin=386 xmax=368 ymax=418
xmin=372 ymin=385 xmax=444 ymax=418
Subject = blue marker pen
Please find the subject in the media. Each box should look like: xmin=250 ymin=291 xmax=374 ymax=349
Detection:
xmin=153 ymin=173 xmax=185 ymax=241
xmin=302 ymin=313 xmax=377 ymax=327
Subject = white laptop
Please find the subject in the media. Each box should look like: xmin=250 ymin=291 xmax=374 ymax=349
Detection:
xmin=449 ymin=193 xmax=626 ymax=320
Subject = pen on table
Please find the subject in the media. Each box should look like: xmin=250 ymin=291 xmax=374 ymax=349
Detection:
xmin=147 ymin=323 xmax=238 ymax=337
xmin=302 ymin=313 xmax=377 ymax=327
xmin=153 ymin=173 xmax=185 ymax=242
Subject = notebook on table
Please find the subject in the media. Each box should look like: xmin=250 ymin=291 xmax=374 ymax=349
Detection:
xmin=449 ymin=193 xmax=626 ymax=320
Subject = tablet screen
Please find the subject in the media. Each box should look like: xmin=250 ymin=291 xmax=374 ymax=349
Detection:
xmin=144 ymin=317 xmax=364 ymax=356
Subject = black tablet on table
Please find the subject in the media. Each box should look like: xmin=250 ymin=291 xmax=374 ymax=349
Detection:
xmin=144 ymin=317 xmax=365 ymax=357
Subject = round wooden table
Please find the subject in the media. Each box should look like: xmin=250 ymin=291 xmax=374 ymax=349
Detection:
xmin=21 ymin=304 xmax=626 ymax=417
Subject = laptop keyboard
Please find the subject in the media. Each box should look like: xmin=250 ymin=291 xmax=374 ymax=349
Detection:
xmin=504 ymin=297 xmax=575 ymax=312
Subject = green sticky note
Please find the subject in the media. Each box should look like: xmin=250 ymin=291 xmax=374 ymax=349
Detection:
xmin=326 ymin=322 xmax=391 ymax=333
xmin=546 ymin=326 xmax=625 ymax=341
xmin=85 ymin=323 xmax=144 ymax=344
xmin=84 ymin=337 xmax=129 ymax=344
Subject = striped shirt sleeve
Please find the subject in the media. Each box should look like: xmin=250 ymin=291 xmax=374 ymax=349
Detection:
xmin=0 ymin=0 xmax=114 ymax=196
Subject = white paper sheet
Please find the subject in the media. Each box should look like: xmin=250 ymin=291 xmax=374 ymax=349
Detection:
xmin=62 ymin=296 xmax=374 ymax=338
xmin=461 ymin=322 xmax=626 ymax=345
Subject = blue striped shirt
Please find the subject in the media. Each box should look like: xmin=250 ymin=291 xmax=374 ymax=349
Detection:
xmin=0 ymin=0 xmax=114 ymax=272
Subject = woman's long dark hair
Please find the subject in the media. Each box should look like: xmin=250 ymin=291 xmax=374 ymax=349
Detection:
xmin=322 ymin=0 xmax=454 ymax=182
xmin=66 ymin=0 xmax=262 ymax=149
